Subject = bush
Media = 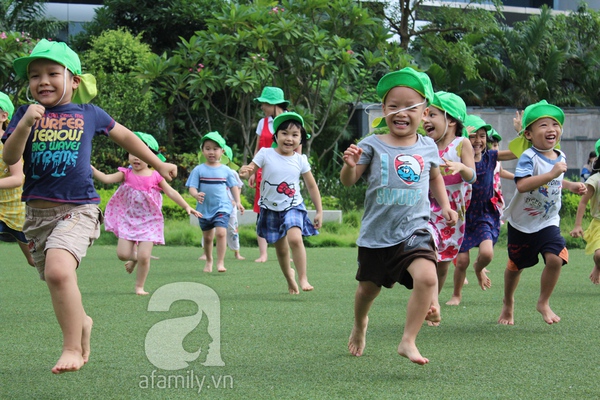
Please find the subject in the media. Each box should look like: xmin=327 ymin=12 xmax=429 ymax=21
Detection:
xmin=560 ymin=191 xmax=585 ymax=219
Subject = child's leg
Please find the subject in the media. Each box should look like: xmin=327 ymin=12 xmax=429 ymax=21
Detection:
xmin=274 ymin=236 xmax=299 ymax=294
xmin=473 ymin=239 xmax=493 ymax=290
xmin=447 ymin=251 xmax=469 ymax=306
xmin=348 ymin=280 xmax=381 ymax=356
xmin=256 ymin=236 xmax=268 ymax=262
xmin=116 ymin=238 xmax=137 ymax=273
xmin=590 ymin=250 xmax=600 ymax=284
xmin=398 ymin=258 xmax=437 ymax=365
xmin=498 ymin=267 xmax=522 ymax=325
xmin=45 ymin=249 xmax=92 ymax=374
xmin=286 ymin=227 xmax=313 ymax=291
xmin=215 ymin=227 xmax=227 ymax=272
xmin=537 ymin=253 xmax=563 ymax=324
xmin=428 ymin=260 xmax=450 ymax=326
xmin=436 ymin=260 xmax=450 ymax=293
xmin=134 ymin=241 xmax=153 ymax=295
xmin=203 ymin=229 xmax=215 ymax=272
xmin=18 ymin=241 xmax=35 ymax=267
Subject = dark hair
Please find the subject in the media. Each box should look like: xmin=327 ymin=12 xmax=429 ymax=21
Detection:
xmin=592 ymin=156 xmax=600 ymax=176
xmin=589 ymin=151 xmax=596 ymax=161
xmin=446 ymin=115 xmax=463 ymax=139
xmin=272 ymin=119 xmax=308 ymax=146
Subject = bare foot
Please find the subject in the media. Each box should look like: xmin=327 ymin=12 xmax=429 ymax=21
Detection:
xmin=590 ymin=266 xmax=600 ymax=284
xmin=397 ymin=341 xmax=429 ymax=365
xmin=198 ymin=254 xmax=207 ymax=261
xmin=348 ymin=317 xmax=368 ymax=356
xmin=136 ymin=288 xmax=149 ymax=295
xmin=217 ymin=264 xmax=227 ymax=272
xmin=255 ymin=256 xmax=268 ymax=263
xmin=464 ymin=277 xmax=468 ymax=285
xmin=446 ymin=296 xmax=461 ymax=306
xmin=81 ymin=315 xmax=93 ymax=364
xmin=426 ymin=305 xmax=441 ymax=327
xmin=125 ymin=260 xmax=137 ymax=274
xmin=51 ymin=350 xmax=84 ymax=374
xmin=475 ymin=269 xmax=492 ymax=290
xmin=537 ymin=302 xmax=560 ymax=324
xmin=498 ymin=299 xmax=514 ymax=325
xmin=203 ymin=260 xmax=213 ymax=273
xmin=235 ymin=254 xmax=246 ymax=260
xmin=299 ymin=280 xmax=314 ymax=291
xmin=288 ymin=281 xmax=300 ymax=294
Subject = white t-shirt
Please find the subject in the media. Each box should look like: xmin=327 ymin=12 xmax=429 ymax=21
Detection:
xmin=252 ymin=148 xmax=311 ymax=211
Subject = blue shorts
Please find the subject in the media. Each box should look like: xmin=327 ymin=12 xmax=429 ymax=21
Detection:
xmin=356 ymin=229 xmax=437 ymax=289
xmin=256 ymin=204 xmax=318 ymax=244
xmin=0 ymin=220 xmax=27 ymax=243
xmin=199 ymin=213 xmax=230 ymax=231
xmin=506 ymin=223 xmax=568 ymax=271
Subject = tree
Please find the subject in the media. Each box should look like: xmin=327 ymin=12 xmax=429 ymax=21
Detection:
xmin=0 ymin=0 xmax=64 ymax=39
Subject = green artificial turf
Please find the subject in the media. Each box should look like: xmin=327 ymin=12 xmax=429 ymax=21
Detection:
xmin=0 ymin=242 xmax=598 ymax=399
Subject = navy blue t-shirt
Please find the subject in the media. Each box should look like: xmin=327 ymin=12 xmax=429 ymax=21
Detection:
xmin=2 ymin=103 xmax=115 ymax=204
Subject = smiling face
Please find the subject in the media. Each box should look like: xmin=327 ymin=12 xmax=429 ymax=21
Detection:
xmin=129 ymin=153 xmax=149 ymax=172
xmin=382 ymin=86 xmax=427 ymax=145
xmin=468 ymin=128 xmax=488 ymax=159
xmin=423 ymin=106 xmax=456 ymax=145
xmin=27 ymin=58 xmax=79 ymax=107
xmin=524 ymin=117 xmax=562 ymax=152
xmin=274 ymin=123 xmax=302 ymax=156
xmin=202 ymin=139 xmax=225 ymax=165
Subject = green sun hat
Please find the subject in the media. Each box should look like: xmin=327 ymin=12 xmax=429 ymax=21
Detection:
xmin=521 ymin=100 xmax=564 ymax=131
xmin=372 ymin=67 xmax=434 ymax=128
xmin=271 ymin=112 xmax=310 ymax=148
xmin=197 ymin=134 xmax=238 ymax=169
xmin=431 ymin=91 xmax=467 ymax=123
xmin=488 ymin=128 xmax=502 ymax=142
xmin=0 ymin=92 xmax=15 ymax=120
xmin=253 ymin=86 xmax=290 ymax=108
xmin=13 ymin=39 xmax=97 ymax=104
xmin=462 ymin=114 xmax=492 ymax=138
xmin=134 ymin=131 xmax=166 ymax=162
xmin=595 ymin=139 xmax=600 ymax=157
xmin=200 ymin=131 xmax=227 ymax=150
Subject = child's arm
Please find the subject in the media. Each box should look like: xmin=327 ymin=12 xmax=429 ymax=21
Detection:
xmin=340 ymin=144 xmax=367 ymax=186
xmin=2 ymin=104 xmax=45 ymax=165
xmin=108 ymin=123 xmax=177 ymax=181
xmin=160 ymin=180 xmax=202 ymax=217
xmin=499 ymin=166 xmax=514 ymax=180
xmin=239 ymin=162 xmax=259 ymax=180
xmin=188 ymin=186 xmax=205 ymax=205
xmin=430 ymin=166 xmax=458 ymax=225
xmin=516 ymin=161 xmax=567 ymax=193
xmin=0 ymin=160 xmax=24 ymax=189
xmin=442 ymin=138 xmax=476 ymax=183
xmin=230 ymin=186 xmax=245 ymax=214
xmin=302 ymin=170 xmax=323 ymax=229
xmin=91 ymin=165 xmax=125 ymax=184
xmin=563 ymin=179 xmax=587 ymax=195
xmin=570 ymin=185 xmax=594 ymax=238
xmin=498 ymin=150 xmax=517 ymax=161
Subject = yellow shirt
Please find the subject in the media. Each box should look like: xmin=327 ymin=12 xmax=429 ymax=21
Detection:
xmin=0 ymin=141 xmax=25 ymax=230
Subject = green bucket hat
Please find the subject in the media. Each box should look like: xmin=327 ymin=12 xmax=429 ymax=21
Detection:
xmin=200 ymin=131 xmax=227 ymax=150
xmin=0 ymin=92 xmax=15 ymax=120
xmin=521 ymin=100 xmax=564 ymax=131
xmin=13 ymin=39 xmax=97 ymax=104
xmin=372 ymin=67 xmax=434 ymax=128
xmin=595 ymin=138 xmax=600 ymax=157
xmin=271 ymin=112 xmax=310 ymax=148
xmin=488 ymin=128 xmax=502 ymax=142
xmin=431 ymin=91 xmax=466 ymax=123
xmin=134 ymin=131 xmax=166 ymax=162
xmin=254 ymin=86 xmax=290 ymax=108
xmin=462 ymin=114 xmax=492 ymax=138
xmin=198 ymin=134 xmax=238 ymax=169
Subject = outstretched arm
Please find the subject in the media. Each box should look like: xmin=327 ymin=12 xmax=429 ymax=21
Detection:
xmin=160 ymin=180 xmax=202 ymax=217
xmin=239 ymin=162 xmax=258 ymax=180
xmin=91 ymin=165 xmax=124 ymax=184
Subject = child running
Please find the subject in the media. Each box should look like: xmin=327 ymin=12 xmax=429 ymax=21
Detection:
xmin=423 ymin=91 xmax=475 ymax=318
xmin=92 ymin=131 xmax=201 ymax=295
xmin=341 ymin=68 xmax=457 ymax=364
xmin=571 ymin=140 xmax=600 ymax=283
xmin=1 ymin=40 xmax=179 ymax=374
xmin=500 ymin=100 xmax=586 ymax=325
xmin=448 ymin=115 xmax=516 ymax=306
xmin=239 ymin=112 xmax=322 ymax=294
xmin=187 ymin=131 xmax=244 ymax=273
xmin=0 ymin=92 xmax=34 ymax=266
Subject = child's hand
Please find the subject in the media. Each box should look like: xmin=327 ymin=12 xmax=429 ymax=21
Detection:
xmin=188 ymin=207 xmax=202 ymax=218
xmin=239 ymin=165 xmax=252 ymax=179
xmin=550 ymin=161 xmax=567 ymax=178
xmin=195 ymin=191 xmax=206 ymax=204
xmin=342 ymin=144 xmax=363 ymax=167
xmin=237 ymin=202 xmax=245 ymax=215
xmin=513 ymin=110 xmax=523 ymax=132
xmin=443 ymin=208 xmax=458 ymax=226
xmin=441 ymin=157 xmax=464 ymax=175
xmin=570 ymin=226 xmax=584 ymax=238
xmin=156 ymin=162 xmax=178 ymax=182
xmin=313 ymin=211 xmax=322 ymax=229
xmin=570 ymin=182 xmax=587 ymax=195
xmin=248 ymin=174 xmax=256 ymax=188
xmin=22 ymin=104 xmax=45 ymax=127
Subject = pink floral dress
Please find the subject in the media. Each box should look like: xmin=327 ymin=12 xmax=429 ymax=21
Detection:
xmin=104 ymin=167 xmax=165 ymax=244
xmin=491 ymin=161 xmax=505 ymax=220
xmin=429 ymin=137 xmax=472 ymax=261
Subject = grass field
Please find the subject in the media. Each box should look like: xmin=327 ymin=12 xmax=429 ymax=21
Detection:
xmin=1 ymin=241 xmax=599 ymax=399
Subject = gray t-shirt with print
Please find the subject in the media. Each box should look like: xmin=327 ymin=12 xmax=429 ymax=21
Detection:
xmin=356 ymin=134 xmax=440 ymax=248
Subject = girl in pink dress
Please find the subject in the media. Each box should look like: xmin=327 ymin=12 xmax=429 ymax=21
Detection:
xmin=93 ymin=132 xmax=201 ymax=295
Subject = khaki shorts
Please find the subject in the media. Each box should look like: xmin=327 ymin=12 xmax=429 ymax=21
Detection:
xmin=23 ymin=204 xmax=103 ymax=280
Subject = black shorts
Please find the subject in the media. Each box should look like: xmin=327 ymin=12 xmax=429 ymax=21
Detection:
xmin=356 ymin=229 xmax=437 ymax=289
xmin=506 ymin=223 xmax=568 ymax=271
